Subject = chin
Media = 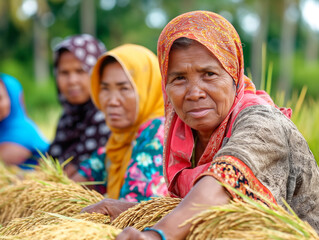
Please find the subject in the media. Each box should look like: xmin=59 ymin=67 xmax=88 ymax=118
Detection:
xmin=68 ymin=97 xmax=89 ymax=105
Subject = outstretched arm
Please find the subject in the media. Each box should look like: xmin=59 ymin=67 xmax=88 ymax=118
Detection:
xmin=116 ymin=175 xmax=229 ymax=240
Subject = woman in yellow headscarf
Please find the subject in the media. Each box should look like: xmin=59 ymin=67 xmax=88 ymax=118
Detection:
xmin=72 ymin=44 xmax=167 ymax=213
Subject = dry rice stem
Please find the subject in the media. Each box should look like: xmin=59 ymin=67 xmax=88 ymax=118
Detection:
xmin=0 ymin=212 xmax=110 ymax=236
xmin=0 ymin=162 xmax=20 ymax=188
xmin=183 ymin=199 xmax=319 ymax=240
xmin=1 ymin=218 xmax=121 ymax=240
xmin=112 ymin=197 xmax=181 ymax=230
xmin=0 ymin=180 xmax=104 ymax=225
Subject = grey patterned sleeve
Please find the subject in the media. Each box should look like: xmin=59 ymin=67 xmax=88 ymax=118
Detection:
xmin=215 ymin=105 xmax=319 ymax=233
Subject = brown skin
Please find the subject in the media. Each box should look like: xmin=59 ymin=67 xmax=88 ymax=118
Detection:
xmin=166 ymin=42 xmax=236 ymax=163
xmin=56 ymin=51 xmax=91 ymax=105
xmin=115 ymin=42 xmax=235 ymax=239
xmin=77 ymin=62 xmax=138 ymax=213
xmin=81 ymin=199 xmax=138 ymax=221
xmin=56 ymin=51 xmax=92 ymax=176
xmin=0 ymin=143 xmax=32 ymax=165
xmin=98 ymin=61 xmax=137 ymax=129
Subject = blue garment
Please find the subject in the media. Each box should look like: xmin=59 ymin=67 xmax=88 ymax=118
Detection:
xmin=0 ymin=73 xmax=49 ymax=167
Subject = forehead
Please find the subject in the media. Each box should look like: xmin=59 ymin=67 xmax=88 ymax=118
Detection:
xmin=101 ymin=62 xmax=131 ymax=84
xmin=57 ymin=51 xmax=83 ymax=67
xmin=168 ymin=42 xmax=220 ymax=69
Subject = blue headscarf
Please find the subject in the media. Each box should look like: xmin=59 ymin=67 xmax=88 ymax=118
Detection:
xmin=0 ymin=73 xmax=49 ymax=166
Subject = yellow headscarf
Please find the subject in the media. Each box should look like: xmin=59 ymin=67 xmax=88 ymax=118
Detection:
xmin=90 ymin=44 xmax=164 ymax=199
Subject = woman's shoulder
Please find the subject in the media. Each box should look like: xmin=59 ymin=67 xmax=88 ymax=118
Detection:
xmin=231 ymin=104 xmax=310 ymax=154
xmin=135 ymin=117 xmax=165 ymax=143
xmin=234 ymin=104 xmax=293 ymax=129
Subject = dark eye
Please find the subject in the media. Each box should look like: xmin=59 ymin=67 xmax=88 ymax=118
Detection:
xmin=120 ymin=87 xmax=129 ymax=91
xmin=77 ymin=69 xmax=86 ymax=74
xmin=206 ymin=72 xmax=215 ymax=77
xmin=174 ymin=76 xmax=186 ymax=81
xmin=100 ymin=84 xmax=109 ymax=91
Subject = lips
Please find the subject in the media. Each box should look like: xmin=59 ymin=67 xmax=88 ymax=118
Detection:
xmin=107 ymin=113 xmax=122 ymax=120
xmin=186 ymin=108 xmax=211 ymax=118
xmin=68 ymin=88 xmax=82 ymax=97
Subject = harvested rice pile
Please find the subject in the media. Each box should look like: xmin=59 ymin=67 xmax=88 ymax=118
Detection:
xmin=0 ymin=212 xmax=110 ymax=236
xmin=112 ymin=197 xmax=181 ymax=230
xmin=4 ymin=218 xmax=121 ymax=240
xmin=0 ymin=155 xmax=317 ymax=240
xmin=183 ymin=199 xmax=319 ymax=240
xmin=0 ymin=161 xmax=20 ymax=188
xmin=0 ymin=179 xmax=104 ymax=225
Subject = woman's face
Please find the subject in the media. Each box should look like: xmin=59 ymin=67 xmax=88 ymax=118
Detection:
xmin=99 ymin=61 xmax=137 ymax=129
xmin=0 ymin=81 xmax=10 ymax=121
xmin=166 ymin=42 xmax=236 ymax=137
xmin=56 ymin=51 xmax=91 ymax=105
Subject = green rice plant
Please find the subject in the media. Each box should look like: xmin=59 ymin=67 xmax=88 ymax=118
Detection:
xmin=23 ymin=153 xmax=73 ymax=185
xmin=256 ymin=45 xmax=319 ymax=165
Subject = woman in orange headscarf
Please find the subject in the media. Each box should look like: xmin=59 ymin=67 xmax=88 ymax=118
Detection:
xmin=115 ymin=11 xmax=319 ymax=239
xmin=74 ymin=44 xmax=167 ymax=214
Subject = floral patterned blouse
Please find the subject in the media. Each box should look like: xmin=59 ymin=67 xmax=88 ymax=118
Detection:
xmin=78 ymin=117 xmax=168 ymax=202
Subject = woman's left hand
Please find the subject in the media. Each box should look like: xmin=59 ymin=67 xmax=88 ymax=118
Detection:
xmin=116 ymin=227 xmax=161 ymax=240
xmin=81 ymin=199 xmax=137 ymax=220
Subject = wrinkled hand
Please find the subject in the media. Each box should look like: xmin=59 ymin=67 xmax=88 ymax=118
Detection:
xmin=81 ymin=199 xmax=137 ymax=221
xmin=116 ymin=227 xmax=161 ymax=240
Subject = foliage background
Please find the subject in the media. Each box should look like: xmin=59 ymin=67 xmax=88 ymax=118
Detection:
xmin=0 ymin=0 xmax=318 ymax=161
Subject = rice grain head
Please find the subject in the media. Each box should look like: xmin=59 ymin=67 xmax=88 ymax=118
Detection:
xmin=0 ymin=180 xmax=104 ymax=226
xmin=2 ymin=218 xmax=121 ymax=240
xmin=0 ymin=162 xmax=20 ymax=188
xmin=111 ymin=197 xmax=181 ymax=230
xmin=0 ymin=212 xmax=110 ymax=236
xmin=182 ymin=188 xmax=319 ymax=240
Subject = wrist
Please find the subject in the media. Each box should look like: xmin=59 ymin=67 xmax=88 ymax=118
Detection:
xmin=143 ymin=227 xmax=166 ymax=240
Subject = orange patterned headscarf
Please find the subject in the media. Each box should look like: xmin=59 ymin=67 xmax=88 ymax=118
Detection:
xmin=157 ymin=11 xmax=287 ymax=197
xmin=91 ymin=44 xmax=164 ymax=199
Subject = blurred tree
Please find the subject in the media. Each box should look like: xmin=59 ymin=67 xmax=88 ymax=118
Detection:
xmin=80 ymin=0 xmax=96 ymax=36
xmin=250 ymin=0 xmax=270 ymax=88
xmin=278 ymin=0 xmax=299 ymax=99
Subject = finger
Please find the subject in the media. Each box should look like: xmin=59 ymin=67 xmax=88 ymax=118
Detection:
xmin=116 ymin=227 xmax=146 ymax=240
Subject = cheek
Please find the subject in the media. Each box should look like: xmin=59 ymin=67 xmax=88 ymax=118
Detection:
xmin=167 ymin=87 xmax=182 ymax=106
xmin=57 ymin=78 xmax=66 ymax=93
xmin=126 ymin=94 xmax=137 ymax=119
xmin=98 ymin=92 xmax=107 ymax=106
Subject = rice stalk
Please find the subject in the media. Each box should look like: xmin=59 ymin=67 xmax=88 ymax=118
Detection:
xmin=0 ymin=162 xmax=20 ymax=188
xmin=1 ymin=218 xmax=121 ymax=240
xmin=183 ymin=185 xmax=319 ymax=240
xmin=22 ymin=153 xmax=73 ymax=185
xmin=111 ymin=197 xmax=181 ymax=230
xmin=0 ymin=212 xmax=110 ymax=236
xmin=0 ymin=180 xmax=104 ymax=225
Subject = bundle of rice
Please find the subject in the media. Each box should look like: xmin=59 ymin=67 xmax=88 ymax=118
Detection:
xmin=0 ymin=179 xmax=104 ymax=225
xmin=3 ymin=218 xmax=121 ymax=240
xmin=183 ymin=188 xmax=319 ymax=240
xmin=0 ymin=161 xmax=20 ymax=188
xmin=0 ymin=212 xmax=110 ymax=236
xmin=22 ymin=154 xmax=73 ymax=185
xmin=112 ymin=197 xmax=181 ymax=230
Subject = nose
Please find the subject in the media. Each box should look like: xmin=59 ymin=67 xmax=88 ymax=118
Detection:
xmin=67 ymin=72 xmax=79 ymax=84
xmin=107 ymin=91 xmax=121 ymax=106
xmin=185 ymin=81 xmax=206 ymax=101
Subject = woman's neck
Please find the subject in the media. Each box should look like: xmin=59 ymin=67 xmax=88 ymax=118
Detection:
xmin=194 ymin=130 xmax=212 ymax=165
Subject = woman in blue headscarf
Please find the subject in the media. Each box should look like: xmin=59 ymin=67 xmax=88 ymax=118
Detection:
xmin=0 ymin=73 xmax=49 ymax=168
